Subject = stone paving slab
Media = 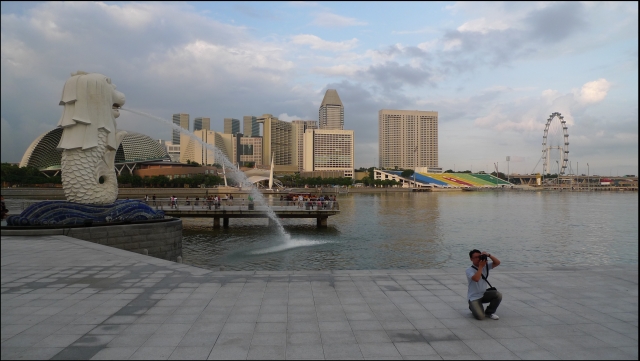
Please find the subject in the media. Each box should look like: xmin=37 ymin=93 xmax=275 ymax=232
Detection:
xmin=1 ymin=235 xmax=637 ymax=360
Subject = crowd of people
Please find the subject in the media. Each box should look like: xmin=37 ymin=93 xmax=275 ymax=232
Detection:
xmin=281 ymin=194 xmax=339 ymax=210
xmin=139 ymin=193 xmax=339 ymax=211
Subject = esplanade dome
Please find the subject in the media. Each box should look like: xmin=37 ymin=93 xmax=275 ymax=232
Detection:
xmin=20 ymin=128 xmax=169 ymax=171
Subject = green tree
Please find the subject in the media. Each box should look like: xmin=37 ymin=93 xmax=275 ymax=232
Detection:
xmin=401 ymin=169 xmax=414 ymax=178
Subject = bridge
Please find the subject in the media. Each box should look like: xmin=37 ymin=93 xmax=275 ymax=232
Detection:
xmin=160 ymin=202 xmax=340 ymax=228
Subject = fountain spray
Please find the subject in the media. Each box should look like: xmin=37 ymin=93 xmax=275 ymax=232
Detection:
xmin=121 ymin=108 xmax=289 ymax=239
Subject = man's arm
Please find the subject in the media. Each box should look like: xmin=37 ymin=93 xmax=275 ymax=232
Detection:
xmin=484 ymin=252 xmax=500 ymax=268
xmin=471 ymin=260 xmax=487 ymax=282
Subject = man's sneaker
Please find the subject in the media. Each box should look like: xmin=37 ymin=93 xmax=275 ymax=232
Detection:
xmin=487 ymin=313 xmax=499 ymax=320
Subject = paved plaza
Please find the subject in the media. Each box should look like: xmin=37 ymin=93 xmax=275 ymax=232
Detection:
xmin=1 ymin=235 xmax=637 ymax=360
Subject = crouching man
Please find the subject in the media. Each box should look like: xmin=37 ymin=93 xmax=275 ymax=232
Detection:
xmin=467 ymin=249 xmax=502 ymax=320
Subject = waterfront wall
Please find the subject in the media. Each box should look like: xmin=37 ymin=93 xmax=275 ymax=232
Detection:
xmin=1 ymin=218 xmax=183 ymax=262
xmin=1 ymin=187 xmax=415 ymax=199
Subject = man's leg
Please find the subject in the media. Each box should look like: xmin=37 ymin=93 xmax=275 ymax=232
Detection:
xmin=482 ymin=291 xmax=502 ymax=316
xmin=468 ymin=299 xmax=485 ymax=320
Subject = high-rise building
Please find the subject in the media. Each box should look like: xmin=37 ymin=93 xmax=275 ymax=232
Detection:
xmin=243 ymin=116 xmax=259 ymax=137
xmin=303 ymin=129 xmax=354 ymax=178
xmin=224 ymin=118 xmax=240 ymax=135
xmin=319 ymin=89 xmax=344 ymax=130
xmin=172 ymin=113 xmax=189 ymax=145
xmin=292 ymin=120 xmax=317 ymax=172
xmin=256 ymin=114 xmax=296 ymax=171
xmin=236 ymin=137 xmax=263 ymax=167
xmin=378 ymin=109 xmax=438 ymax=169
xmin=158 ymin=140 xmax=181 ymax=162
xmin=194 ymin=117 xmax=210 ymax=131
xmin=180 ymin=130 xmax=233 ymax=166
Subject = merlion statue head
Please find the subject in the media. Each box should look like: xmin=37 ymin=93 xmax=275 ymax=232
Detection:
xmin=56 ymin=71 xmax=126 ymax=150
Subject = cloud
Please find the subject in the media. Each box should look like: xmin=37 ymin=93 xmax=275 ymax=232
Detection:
xmin=311 ymin=12 xmax=367 ymax=27
xmin=277 ymin=113 xmax=305 ymax=121
xmin=524 ymin=2 xmax=587 ymax=43
xmin=578 ymin=78 xmax=612 ymax=104
xmin=457 ymin=17 xmax=510 ymax=34
xmin=358 ymin=62 xmax=433 ymax=90
xmin=472 ymin=87 xmax=575 ymax=133
xmin=437 ymin=2 xmax=592 ymax=72
xmin=291 ymin=34 xmax=358 ymax=52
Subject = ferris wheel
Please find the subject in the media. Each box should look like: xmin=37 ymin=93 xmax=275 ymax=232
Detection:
xmin=542 ymin=112 xmax=569 ymax=175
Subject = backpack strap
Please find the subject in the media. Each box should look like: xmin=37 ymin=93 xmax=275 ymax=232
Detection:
xmin=471 ymin=265 xmax=494 ymax=289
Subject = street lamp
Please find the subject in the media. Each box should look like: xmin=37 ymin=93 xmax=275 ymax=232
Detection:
xmin=587 ymin=163 xmax=589 ymax=192
xmin=556 ymin=160 xmax=559 ymax=187
xmin=413 ymin=146 xmax=418 ymax=189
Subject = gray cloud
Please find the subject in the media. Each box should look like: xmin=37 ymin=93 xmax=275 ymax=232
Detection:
xmin=359 ymin=62 xmax=433 ymax=91
xmin=439 ymin=2 xmax=589 ymax=72
xmin=524 ymin=2 xmax=587 ymax=43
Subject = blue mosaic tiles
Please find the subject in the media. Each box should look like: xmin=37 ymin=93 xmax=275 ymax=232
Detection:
xmin=5 ymin=200 xmax=165 ymax=226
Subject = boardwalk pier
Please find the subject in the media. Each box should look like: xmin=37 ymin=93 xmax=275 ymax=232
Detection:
xmin=162 ymin=204 xmax=339 ymax=228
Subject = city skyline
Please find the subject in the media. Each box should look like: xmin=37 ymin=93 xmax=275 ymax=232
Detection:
xmin=1 ymin=2 xmax=637 ymax=176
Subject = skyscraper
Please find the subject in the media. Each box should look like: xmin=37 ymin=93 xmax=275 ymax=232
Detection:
xmin=378 ymin=109 xmax=438 ymax=169
xmin=194 ymin=117 xmax=210 ymax=131
xmin=319 ymin=89 xmax=344 ymax=130
xmin=303 ymin=129 xmax=354 ymax=178
xmin=292 ymin=120 xmax=317 ymax=172
xmin=224 ymin=118 xmax=240 ymax=135
xmin=256 ymin=114 xmax=295 ymax=171
xmin=243 ymin=116 xmax=259 ymax=137
xmin=172 ymin=113 xmax=189 ymax=145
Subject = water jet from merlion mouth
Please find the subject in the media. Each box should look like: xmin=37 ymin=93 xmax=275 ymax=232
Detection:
xmin=121 ymin=108 xmax=290 ymax=240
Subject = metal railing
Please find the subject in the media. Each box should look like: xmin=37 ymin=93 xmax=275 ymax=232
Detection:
xmin=15 ymin=198 xmax=341 ymax=212
xmin=151 ymin=199 xmax=340 ymax=211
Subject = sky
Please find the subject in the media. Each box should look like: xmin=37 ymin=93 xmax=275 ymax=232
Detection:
xmin=1 ymin=1 xmax=637 ymax=176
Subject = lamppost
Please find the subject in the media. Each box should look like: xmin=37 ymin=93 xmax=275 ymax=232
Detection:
xmin=587 ymin=163 xmax=589 ymax=192
xmin=556 ymin=160 xmax=559 ymax=188
xmin=413 ymin=146 xmax=418 ymax=189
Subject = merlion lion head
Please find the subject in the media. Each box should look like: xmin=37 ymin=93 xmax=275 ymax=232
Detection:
xmin=57 ymin=71 xmax=126 ymax=150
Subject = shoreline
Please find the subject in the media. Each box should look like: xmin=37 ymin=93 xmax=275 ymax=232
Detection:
xmin=2 ymin=185 xmax=634 ymax=200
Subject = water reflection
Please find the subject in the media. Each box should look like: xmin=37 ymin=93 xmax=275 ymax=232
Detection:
xmin=180 ymin=192 xmax=637 ymax=271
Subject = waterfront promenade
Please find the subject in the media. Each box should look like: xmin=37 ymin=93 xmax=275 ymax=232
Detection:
xmin=1 ymin=235 xmax=637 ymax=360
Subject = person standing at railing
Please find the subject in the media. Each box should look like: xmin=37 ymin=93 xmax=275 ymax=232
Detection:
xmin=186 ymin=196 xmax=190 ymax=206
xmin=1 ymin=196 xmax=8 ymax=226
xmin=152 ymin=194 xmax=156 ymax=206
xmin=229 ymin=194 xmax=233 ymax=206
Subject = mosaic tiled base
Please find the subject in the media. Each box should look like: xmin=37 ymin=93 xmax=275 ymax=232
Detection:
xmin=5 ymin=200 xmax=165 ymax=226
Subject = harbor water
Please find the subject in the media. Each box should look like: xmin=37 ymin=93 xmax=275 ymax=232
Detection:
xmin=181 ymin=191 xmax=638 ymax=271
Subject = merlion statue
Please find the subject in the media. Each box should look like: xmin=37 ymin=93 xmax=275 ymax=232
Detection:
xmin=6 ymin=71 xmax=166 ymax=227
xmin=56 ymin=71 xmax=126 ymax=204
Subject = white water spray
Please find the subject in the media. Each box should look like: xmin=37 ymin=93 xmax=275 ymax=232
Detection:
xmin=122 ymin=108 xmax=290 ymax=239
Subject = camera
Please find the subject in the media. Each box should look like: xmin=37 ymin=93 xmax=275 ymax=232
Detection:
xmin=479 ymin=254 xmax=488 ymax=261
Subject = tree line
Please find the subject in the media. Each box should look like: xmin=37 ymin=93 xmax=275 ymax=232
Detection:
xmin=1 ymin=163 xmax=61 ymax=186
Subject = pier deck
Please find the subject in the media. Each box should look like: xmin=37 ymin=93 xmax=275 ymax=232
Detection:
xmin=162 ymin=206 xmax=340 ymax=228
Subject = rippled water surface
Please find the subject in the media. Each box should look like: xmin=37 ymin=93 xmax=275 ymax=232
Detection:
xmin=180 ymin=191 xmax=638 ymax=271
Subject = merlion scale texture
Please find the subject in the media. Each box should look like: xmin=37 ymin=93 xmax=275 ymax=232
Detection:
xmin=56 ymin=71 xmax=127 ymax=204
